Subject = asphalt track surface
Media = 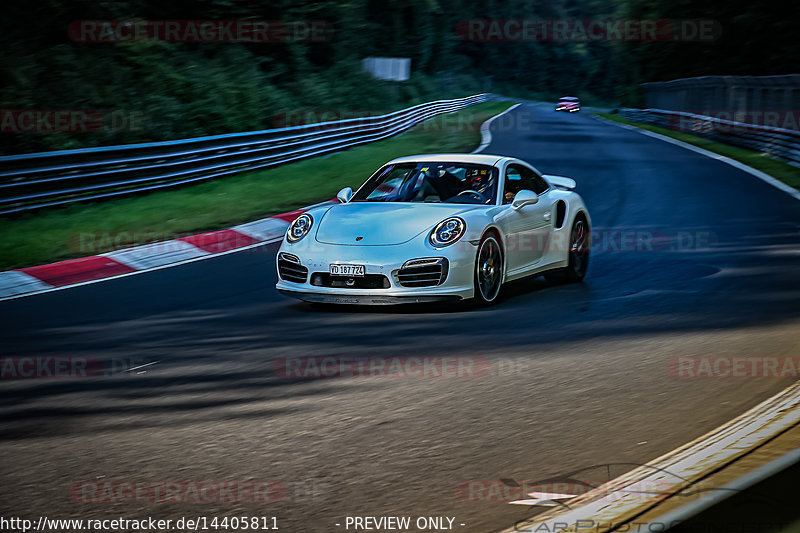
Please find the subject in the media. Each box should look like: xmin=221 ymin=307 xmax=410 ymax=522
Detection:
xmin=2 ymin=103 xmax=800 ymax=532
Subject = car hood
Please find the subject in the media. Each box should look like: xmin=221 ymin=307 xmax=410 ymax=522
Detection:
xmin=315 ymin=202 xmax=482 ymax=246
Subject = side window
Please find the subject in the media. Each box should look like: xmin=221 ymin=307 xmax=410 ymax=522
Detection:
xmin=528 ymin=171 xmax=550 ymax=195
xmin=503 ymin=165 xmax=524 ymax=204
xmin=503 ymin=164 xmax=549 ymax=203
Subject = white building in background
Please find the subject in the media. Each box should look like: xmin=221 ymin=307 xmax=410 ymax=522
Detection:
xmin=362 ymin=57 xmax=411 ymax=81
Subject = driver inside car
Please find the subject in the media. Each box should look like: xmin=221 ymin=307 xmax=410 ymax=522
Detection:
xmin=463 ymin=168 xmax=493 ymax=204
xmin=503 ymin=168 xmax=524 ymax=203
xmin=412 ymin=167 xmax=463 ymax=202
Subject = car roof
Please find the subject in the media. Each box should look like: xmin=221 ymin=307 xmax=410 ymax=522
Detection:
xmin=386 ymin=153 xmax=506 ymax=166
xmin=559 ymin=96 xmax=579 ymax=100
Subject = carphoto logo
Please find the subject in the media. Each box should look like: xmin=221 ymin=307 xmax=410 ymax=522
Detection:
xmin=456 ymin=18 xmax=720 ymax=42
xmin=69 ymin=481 xmax=286 ymax=504
xmin=668 ymin=356 xmax=800 ymax=379
xmin=68 ymin=20 xmax=332 ymax=43
xmin=273 ymin=356 xmax=491 ymax=379
xmin=1 ymin=110 xmax=145 ymax=134
xmin=0 ymin=356 xmax=151 ymax=379
xmin=521 ymin=519 xmax=686 ymax=531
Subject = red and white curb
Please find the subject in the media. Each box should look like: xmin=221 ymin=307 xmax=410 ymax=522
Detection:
xmin=0 ymin=200 xmax=336 ymax=301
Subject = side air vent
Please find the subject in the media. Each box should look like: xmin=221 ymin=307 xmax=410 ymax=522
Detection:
xmin=555 ymin=201 xmax=567 ymax=229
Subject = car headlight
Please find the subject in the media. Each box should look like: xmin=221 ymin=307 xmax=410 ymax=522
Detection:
xmin=286 ymin=214 xmax=313 ymax=243
xmin=430 ymin=217 xmax=466 ymax=247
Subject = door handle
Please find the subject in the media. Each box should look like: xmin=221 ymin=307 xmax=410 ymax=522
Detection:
xmin=543 ymin=212 xmax=552 ymax=221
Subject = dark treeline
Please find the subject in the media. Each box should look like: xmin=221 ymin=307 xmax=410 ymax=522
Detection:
xmin=1 ymin=0 xmax=796 ymax=154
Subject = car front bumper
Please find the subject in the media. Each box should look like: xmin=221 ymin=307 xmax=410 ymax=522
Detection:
xmin=275 ymin=238 xmax=477 ymax=304
xmin=276 ymin=289 xmax=462 ymax=305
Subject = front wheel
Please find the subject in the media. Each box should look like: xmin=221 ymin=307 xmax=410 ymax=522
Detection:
xmin=473 ymin=234 xmax=504 ymax=306
xmin=545 ymin=216 xmax=590 ymax=283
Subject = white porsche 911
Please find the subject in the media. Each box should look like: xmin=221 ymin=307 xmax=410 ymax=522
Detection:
xmin=275 ymin=154 xmax=590 ymax=306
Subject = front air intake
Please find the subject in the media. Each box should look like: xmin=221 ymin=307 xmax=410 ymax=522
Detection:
xmin=396 ymin=258 xmax=448 ymax=288
xmin=278 ymin=253 xmax=308 ymax=283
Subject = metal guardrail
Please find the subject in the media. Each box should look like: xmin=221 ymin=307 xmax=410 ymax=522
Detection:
xmin=642 ymin=74 xmax=800 ymax=113
xmin=618 ymin=108 xmax=800 ymax=166
xmin=0 ymin=93 xmax=490 ymax=215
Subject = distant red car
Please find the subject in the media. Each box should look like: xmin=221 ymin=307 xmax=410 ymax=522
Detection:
xmin=555 ymin=96 xmax=580 ymax=113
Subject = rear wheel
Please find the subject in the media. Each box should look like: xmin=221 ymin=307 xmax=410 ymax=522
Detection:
xmin=545 ymin=215 xmax=589 ymax=283
xmin=473 ymin=234 xmax=504 ymax=306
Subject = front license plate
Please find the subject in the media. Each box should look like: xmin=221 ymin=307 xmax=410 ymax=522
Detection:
xmin=329 ymin=264 xmax=365 ymax=277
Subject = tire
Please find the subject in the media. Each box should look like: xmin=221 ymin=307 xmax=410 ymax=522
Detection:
xmin=473 ymin=233 xmax=504 ymax=306
xmin=545 ymin=215 xmax=590 ymax=284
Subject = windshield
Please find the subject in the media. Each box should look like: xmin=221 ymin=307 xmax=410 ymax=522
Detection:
xmin=351 ymin=162 xmax=498 ymax=204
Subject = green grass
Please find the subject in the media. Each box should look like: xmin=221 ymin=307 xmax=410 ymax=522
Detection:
xmin=596 ymin=112 xmax=800 ymax=190
xmin=0 ymin=101 xmax=515 ymax=270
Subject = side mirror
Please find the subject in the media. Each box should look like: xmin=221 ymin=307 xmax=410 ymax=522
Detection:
xmin=337 ymin=186 xmax=353 ymax=203
xmin=511 ymin=190 xmax=539 ymax=210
